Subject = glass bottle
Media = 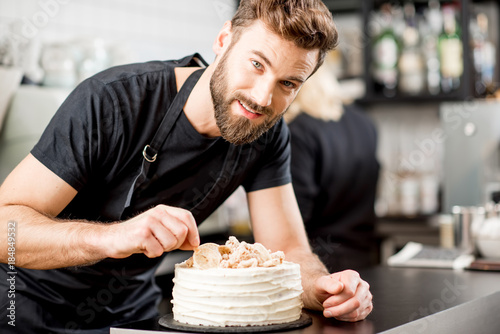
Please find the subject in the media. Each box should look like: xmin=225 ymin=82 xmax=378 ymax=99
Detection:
xmin=471 ymin=12 xmax=496 ymax=97
xmin=438 ymin=5 xmax=463 ymax=93
xmin=423 ymin=0 xmax=442 ymax=95
xmin=398 ymin=2 xmax=425 ymax=95
xmin=372 ymin=4 xmax=400 ymax=98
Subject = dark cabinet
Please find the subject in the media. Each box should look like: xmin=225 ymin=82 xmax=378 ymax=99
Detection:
xmin=325 ymin=0 xmax=499 ymax=103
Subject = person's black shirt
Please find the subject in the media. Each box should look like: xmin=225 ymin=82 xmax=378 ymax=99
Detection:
xmin=289 ymin=104 xmax=380 ymax=271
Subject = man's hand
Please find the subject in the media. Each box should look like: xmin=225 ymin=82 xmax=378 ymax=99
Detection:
xmin=246 ymin=185 xmax=373 ymax=322
xmin=314 ymin=270 xmax=373 ymax=322
xmin=106 ymin=204 xmax=200 ymax=259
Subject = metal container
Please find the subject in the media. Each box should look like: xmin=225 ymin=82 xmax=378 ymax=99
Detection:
xmin=452 ymin=205 xmax=485 ymax=253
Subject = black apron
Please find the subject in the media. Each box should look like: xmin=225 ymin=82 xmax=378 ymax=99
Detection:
xmin=120 ymin=66 xmax=238 ymax=221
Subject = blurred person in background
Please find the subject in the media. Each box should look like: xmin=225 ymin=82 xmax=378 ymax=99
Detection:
xmin=286 ymin=54 xmax=380 ymax=272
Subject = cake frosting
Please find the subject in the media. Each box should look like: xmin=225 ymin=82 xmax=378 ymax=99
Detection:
xmin=171 ymin=237 xmax=304 ymax=327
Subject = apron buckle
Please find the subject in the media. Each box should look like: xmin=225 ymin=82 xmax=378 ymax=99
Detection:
xmin=142 ymin=145 xmax=157 ymax=162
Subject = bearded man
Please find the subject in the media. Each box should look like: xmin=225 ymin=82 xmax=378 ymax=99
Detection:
xmin=0 ymin=1 xmax=372 ymax=333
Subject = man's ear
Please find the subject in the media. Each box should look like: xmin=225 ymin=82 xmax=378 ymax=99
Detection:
xmin=213 ymin=21 xmax=232 ymax=56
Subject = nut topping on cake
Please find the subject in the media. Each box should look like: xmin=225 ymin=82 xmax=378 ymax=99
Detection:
xmin=186 ymin=236 xmax=285 ymax=269
xmin=192 ymin=243 xmax=222 ymax=269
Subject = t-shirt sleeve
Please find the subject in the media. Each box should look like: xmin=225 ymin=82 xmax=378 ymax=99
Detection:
xmin=242 ymin=119 xmax=292 ymax=192
xmin=31 ymin=78 xmax=119 ymax=191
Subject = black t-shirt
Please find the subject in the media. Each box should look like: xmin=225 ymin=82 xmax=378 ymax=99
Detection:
xmin=31 ymin=54 xmax=290 ymax=223
xmin=288 ymin=105 xmax=379 ymax=253
xmin=0 ymin=54 xmax=291 ymax=332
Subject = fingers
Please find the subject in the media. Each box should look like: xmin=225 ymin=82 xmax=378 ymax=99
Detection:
xmin=319 ymin=270 xmax=373 ymax=322
xmin=111 ymin=205 xmax=200 ymax=259
xmin=139 ymin=226 xmax=169 ymax=258
xmin=331 ymin=301 xmax=373 ymax=322
xmin=324 ymin=279 xmax=372 ymax=321
xmin=315 ymin=274 xmax=345 ymax=299
xmin=322 ymin=271 xmax=360 ymax=306
xmin=147 ymin=205 xmax=200 ymax=252
xmin=146 ymin=213 xmax=188 ymax=253
xmin=158 ymin=205 xmax=200 ymax=248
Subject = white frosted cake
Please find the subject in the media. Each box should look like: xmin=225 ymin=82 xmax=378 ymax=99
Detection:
xmin=171 ymin=237 xmax=304 ymax=327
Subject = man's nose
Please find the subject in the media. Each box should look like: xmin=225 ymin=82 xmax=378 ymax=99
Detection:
xmin=251 ymin=79 xmax=273 ymax=107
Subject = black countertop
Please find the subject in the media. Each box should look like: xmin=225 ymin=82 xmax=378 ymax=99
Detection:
xmin=111 ymin=266 xmax=500 ymax=333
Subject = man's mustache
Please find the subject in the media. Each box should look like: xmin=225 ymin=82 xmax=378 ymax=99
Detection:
xmin=233 ymin=92 xmax=273 ymax=117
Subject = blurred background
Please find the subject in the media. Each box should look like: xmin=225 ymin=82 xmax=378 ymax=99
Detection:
xmin=1 ymin=0 xmax=500 ymax=267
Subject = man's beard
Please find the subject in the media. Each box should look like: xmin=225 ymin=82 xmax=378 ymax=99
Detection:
xmin=209 ymin=49 xmax=284 ymax=146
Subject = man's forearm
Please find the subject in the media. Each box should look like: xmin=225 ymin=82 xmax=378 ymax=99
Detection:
xmin=285 ymin=247 xmax=329 ymax=310
xmin=1 ymin=203 xmax=200 ymax=270
xmin=0 ymin=205 xmax=109 ymax=269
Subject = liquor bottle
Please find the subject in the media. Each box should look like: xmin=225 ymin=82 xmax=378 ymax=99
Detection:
xmin=438 ymin=5 xmax=463 ymax=93
xmin=372 ymin=4 xmax=400 ymax=97
xmin=422 ymin=0 xmax=442 ymax=95
xmin=471 ymin=12 xmax=496 ymax=97
xmin=398 ymin=2 xmax=425 ymax=95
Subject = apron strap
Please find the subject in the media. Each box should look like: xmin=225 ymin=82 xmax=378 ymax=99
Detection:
xmin=142 ymin=68 xmax=205 ymax=162
xmin=122 ymin=68 xmax=205 ymax=214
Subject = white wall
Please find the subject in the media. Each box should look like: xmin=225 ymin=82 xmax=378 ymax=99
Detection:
xmin=0 ymin=0 xmax=237 ymax=180
xmin=0 ymin=0 xmax=237 ymax=83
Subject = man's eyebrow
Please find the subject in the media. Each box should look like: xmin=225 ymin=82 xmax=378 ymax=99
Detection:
xmin=287 ymin=75 xmax=306 ymax=85
xmin=251 ymin=50 xmax=306 ymax=84
xmin=252 ymin=50 xmax=273 ymax=68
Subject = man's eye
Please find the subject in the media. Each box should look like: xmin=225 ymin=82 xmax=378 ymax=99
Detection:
xmin=283 ymin=81 xmax=295 ymax=88
xmin=252 ymin=60 xmax=262 ymax=69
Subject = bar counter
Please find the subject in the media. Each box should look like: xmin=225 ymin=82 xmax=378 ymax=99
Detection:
xmin=111 ymin=266 xmax=500 ymax=333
